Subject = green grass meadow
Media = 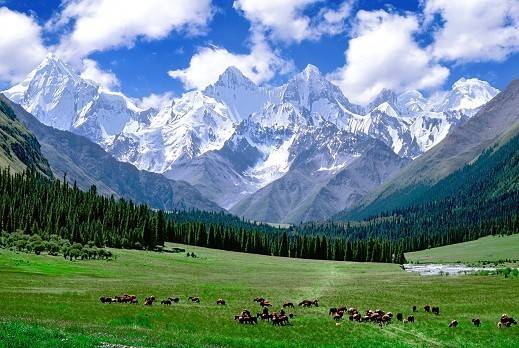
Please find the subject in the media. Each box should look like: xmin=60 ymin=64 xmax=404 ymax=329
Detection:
xmin=406 ymin=234 xmax=519 ymax=264
xmin=1 ymin=244 xmax=519 ymax=347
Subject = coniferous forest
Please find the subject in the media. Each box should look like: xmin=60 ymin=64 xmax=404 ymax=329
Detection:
xmin=0 ymin=169 xmax=406 ymax=263
xmin=2 ymin=126 xmax=519 ymax=264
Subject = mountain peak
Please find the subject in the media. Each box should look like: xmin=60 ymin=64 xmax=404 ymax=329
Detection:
xmin=211 ymin=66 xmax=256 ymax=89
xmin=35 ymin=53 xmax=78 ymax=80
xmin=436 ymin=77 xmax=500 ymax=112
xmin=302 ymin=64 xmax=321 ymax=78
xmin=368 ymin=88 xmax=398 ymax=112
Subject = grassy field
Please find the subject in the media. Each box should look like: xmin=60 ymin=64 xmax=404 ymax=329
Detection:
xmin=1 ymin=244 xmax=519 ymax=348
xmin=406 ymin=234 xmax=519 ymax=264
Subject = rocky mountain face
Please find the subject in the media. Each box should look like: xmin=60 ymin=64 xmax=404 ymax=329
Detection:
xmin=3 ymin=95 xmax=222 ymax=213
xmin=336 ymin=78 xmax=519 ymax=221
xmin=3 ymin=56 xmax=499 ymax=222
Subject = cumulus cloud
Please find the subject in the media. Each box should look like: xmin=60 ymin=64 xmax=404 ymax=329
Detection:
xmin=50 ymin=0 xmax=214 ymax=61
xmin=0 ymin=7 xmax=46 ymax=83
xmin=80 ymin=59 xmax=120 ymax=89
xmin=233 ymin=0 xmax=353 ymax=43
xmin=330 ymin=10 xmax=449 ymax=104
xmin=136 ymin=92 xmax=174 ymax=110
xmin=424 ymin=0 xmax=519 ymax=62
xmin=168 ymin=32 xmax=293 ymax=90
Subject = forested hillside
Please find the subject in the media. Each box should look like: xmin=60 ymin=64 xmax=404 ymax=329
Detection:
xmin=330 ymin=130 xmax=519 ymax=252
xmin=0 ymin=169 xmax=405 ymax=263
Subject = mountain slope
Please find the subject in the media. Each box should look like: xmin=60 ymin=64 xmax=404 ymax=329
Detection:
xmin=1 ymin=95 xmax=222 ymax=212
xmin=331 ymin=125 xmax=519 ymax=253
xmin=336 ymin=78 xmax=519 ymax=220
xmin=231 ymin=126 xmax=408 ymax=223
xmin=3 ymin=56 xmax=499 ymax=221
xmin=0 ymin=97 xmax=51 ymax=176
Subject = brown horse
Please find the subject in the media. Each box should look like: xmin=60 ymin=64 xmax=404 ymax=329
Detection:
xmin=298 ymin=299 xmax=319 ymax=307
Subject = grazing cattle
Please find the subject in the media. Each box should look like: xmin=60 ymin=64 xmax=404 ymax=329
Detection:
xmin=144 ymin=296 xmax=156 ymax=306
xmin=407 ymin=315 xmax=415 ymax=323
xmin=333 ymin=313 xmax=343 ymax=322
xmin=348 ymin=308 xmax=358 ymax=315
xmin=396 ymin=313 xmax=403 ymax=321
xmin=381 ymin=314 xmax=391 ymax=324
xmin=254 ymin=297 xmax=266 ymax=303
xmin=216 ymin=299 xmax=226 ymax=305
xmin=168 ymin=297 xmax=180 ymax=303
xmin=283 ymin=302 xmax=295 ymax=308
xmin=188 ymin=296 xmax=200 ymax=303
xmin=424 ymin=305 xmax=431 ymax=313
xmin=449 ymin=320 xmax=458 ymax=328
xmin=500 ymin=314 xmax=517 ymax=327
xmin=472 ymin=318 xmax=481 ymax=327
xmin=259 ymin=300 xmax=272 ymax=307
xmin=432 ymin=306 xmax=440 ymax=315
xmin=99 ymin=296 xmax=114 ymax=304
xmin=272 ymin=313 xmax=290 ymax=326
xmin=412 ymin=305 xmax=417 ymax=312
xmin=329 ymin=307 xmax=338 ymax=316
xmin=257 ymin=313 xmax=272 ymax=321
xmin=403 ymin=319 xmax=409 ymax=324
xmin=238 ymin=316 xmax=257 ymax=324
xmin=115 ymin=294 xmax=138 ymax=304
xmin=161 ymin=299 xmax=172 ymax=305
xmin=352 ymin=313 xmax=361 ymax=322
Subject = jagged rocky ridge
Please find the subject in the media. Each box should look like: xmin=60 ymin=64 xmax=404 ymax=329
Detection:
xmin=3 ymin=55 xmax=499 ymax=222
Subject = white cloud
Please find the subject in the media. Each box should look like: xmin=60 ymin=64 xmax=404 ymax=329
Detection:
xmin=168 ymin=32 xmax=293 ymax=90
xmin=80 ymin=59 xmax=120 ymax=89
xmin=330 ymin=10 xmax=449 ymax=104
xmin=233 ymin=0 xmax=352 ymax=43
xmin=136 ymin=92 xmax=174 ymax=110
xmin=0 ymin=7 xmax=46 ymax=83
xmin=50 ymin=0 xmax=214 ymax=61
xmin=424 ymin=0 xmax=519 ymax=62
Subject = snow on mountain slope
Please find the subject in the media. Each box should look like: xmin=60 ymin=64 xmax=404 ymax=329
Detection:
xmin=3 ymin=56 xmax=500 ymax=219
xmin=3 ymin=54 xmax=144 ymax=144
xmin=434 ymin=78 xmax=500 ymax=114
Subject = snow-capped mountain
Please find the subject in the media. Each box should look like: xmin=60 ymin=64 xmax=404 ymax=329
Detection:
xmin=2 ymin=56 xmax=499 ymax=221
xmin=3 ymin=54 xmax=146 ymax=144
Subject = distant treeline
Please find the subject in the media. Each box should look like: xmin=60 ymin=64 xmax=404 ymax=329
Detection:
xmin=0 ymin=169 xmax=405 ymax=263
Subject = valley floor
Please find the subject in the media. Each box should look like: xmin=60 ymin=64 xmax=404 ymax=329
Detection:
xmin=0 ymin=244 xmax=518 ymax=347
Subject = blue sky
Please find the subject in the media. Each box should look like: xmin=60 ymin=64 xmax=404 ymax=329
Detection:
xmin=1 ymin=0 xmax=518 ymax=105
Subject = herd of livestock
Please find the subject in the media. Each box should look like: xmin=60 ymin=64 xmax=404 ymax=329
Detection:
xmin=99 ymin=294 xmax=517 ymax=329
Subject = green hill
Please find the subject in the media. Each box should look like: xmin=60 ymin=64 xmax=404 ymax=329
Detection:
xmin=406 ymin=234 xmax=519 ymax=264
xmin=0 ymin=97 xmax=51 ymax=176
